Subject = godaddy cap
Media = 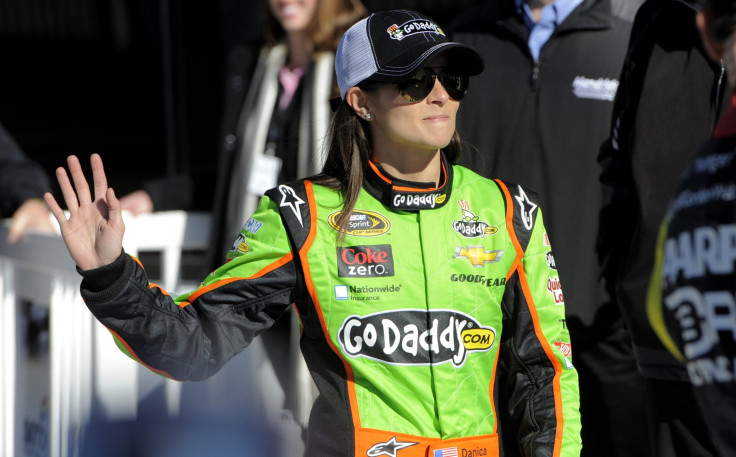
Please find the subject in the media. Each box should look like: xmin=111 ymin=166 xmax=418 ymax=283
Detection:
xmin=335 ymin=9 xmax=484 ymax=98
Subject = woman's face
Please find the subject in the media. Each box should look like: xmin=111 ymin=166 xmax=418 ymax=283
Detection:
xmin=268 ymin=0 xmax=319 ymax=34
xmin=365 ymin=56 xmax=460 ymax=159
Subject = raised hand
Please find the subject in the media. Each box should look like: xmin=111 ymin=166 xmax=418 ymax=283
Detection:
xmin=44 ymin=154 xmax=125 ymax=270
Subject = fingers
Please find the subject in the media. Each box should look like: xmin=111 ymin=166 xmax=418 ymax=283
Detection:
xmin=90 ymin=154 xmax=109 ymax=202
xmin=56 ymin=164 xmax=79 ymax=212
xmin=55 ymin=154 xmax=111 ymax=212
xmin=106 ymin=187 xmax=124 ymax=226
xmin=6 ymin=215 xmax=25 ymax=244
xmin=67 ymin=155 xmax=93 ymax=206
xmin=44 ymin=192 xmax=67 ymax=225
xmin=6 ymin=200 xmax=55 ymax=244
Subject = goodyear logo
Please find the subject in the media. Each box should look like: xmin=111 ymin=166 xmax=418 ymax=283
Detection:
xmin=328 ymin=209 xmax=391 ymax=236
xmin=338 ymin=309 xmax=496 ymax=367
xmin=451 ymin=273 xmax=506 ymax=287
xmin=454 ymin=246 xmax=503 ymax=267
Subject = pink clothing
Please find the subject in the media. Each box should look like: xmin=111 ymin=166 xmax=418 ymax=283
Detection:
xmin=278 ymin=66 xmax=304 ymax=110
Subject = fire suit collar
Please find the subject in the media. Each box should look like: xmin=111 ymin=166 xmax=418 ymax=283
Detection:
xmin=363 ymin=152 xmax=453 ymax=211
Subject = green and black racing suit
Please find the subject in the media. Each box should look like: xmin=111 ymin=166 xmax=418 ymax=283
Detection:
xmin=79 ymin=153 xmax=581 ymax=457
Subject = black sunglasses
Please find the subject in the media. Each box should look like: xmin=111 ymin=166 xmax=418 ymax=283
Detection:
xmin=329 ymin=68 xmax=471 ymax=112
xmin=396 ymin=68 xmax=469 ymax=102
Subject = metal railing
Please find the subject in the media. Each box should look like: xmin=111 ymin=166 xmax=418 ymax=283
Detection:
xmin=0 ymin=210 xmax=313 ymax=457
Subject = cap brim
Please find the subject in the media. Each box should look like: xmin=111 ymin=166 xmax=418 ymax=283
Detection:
xmin=369 ymin=42 xmax=484 ymax=83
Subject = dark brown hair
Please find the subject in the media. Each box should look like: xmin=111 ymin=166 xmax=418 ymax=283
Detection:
xmin=313 ymin=93 xmax=463 ymax=243
xmin=264 ymin=0 xmax=368 ymax=56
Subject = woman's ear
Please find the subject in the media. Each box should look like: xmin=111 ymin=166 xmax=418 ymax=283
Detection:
xmin=346 ymin=86 xmax=372 ymax=120
xmin=697 ymin=7 xmax=724 ymax=61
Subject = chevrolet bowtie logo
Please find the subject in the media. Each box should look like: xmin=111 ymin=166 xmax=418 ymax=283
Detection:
xmin=454 ymin=246 xmax=503 ymax=267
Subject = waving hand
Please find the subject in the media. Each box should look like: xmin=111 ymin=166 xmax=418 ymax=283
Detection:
xmin=44 ymin=154 xmax=124 ymax=270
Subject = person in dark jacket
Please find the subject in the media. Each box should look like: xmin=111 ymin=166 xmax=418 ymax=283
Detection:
xmin=598 ymin=0 xmax=728 ymax=454
xmin=647 ymin=0 xmax=736 ymax=451
xmin=448 ymin=0 xmax=640 ymax=455
xmin=0 ymin=120 xmax=54 ymax=243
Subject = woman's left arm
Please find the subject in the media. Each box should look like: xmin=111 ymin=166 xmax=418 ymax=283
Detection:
xmin=499 ymin=201 xmax=582 ymax=457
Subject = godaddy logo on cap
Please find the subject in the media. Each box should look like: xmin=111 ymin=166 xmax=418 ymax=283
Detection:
xmin=387 ymin=20 xmax=445 ymax=41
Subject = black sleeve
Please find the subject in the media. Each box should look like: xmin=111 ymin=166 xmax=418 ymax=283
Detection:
xmin=597 ymin=134 xmax=638 ymax=291
xmin=80 ymin=196 xmax=300 ymax=382
xmin=596 ymin=2 xmax=649 ymax=292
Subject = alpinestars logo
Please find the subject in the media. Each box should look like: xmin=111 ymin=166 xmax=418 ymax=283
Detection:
xmin=278 ymin=185 xmax=305 ymax=227
xmin=514 ymin=186 xmax=538 ymax=231
xmin=338 ymin=309 xmax=496 ymax=367
xmin=367 ymin=437 xmax=417 ymax=457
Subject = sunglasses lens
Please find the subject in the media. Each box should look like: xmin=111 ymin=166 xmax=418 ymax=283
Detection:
xmin=398 ymin=70 xmax=469 ymax=102
xmin=440 ymin=74 xmax=468 ymax=101
xmin=399 ymin=70 xmax=435 ymax=102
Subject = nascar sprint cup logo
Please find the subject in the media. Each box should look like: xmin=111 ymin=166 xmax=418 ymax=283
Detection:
xmin=328 ymin=209 xmax=391 ymax=236
xmin=338 ymin=309 xmax=496 ymax=367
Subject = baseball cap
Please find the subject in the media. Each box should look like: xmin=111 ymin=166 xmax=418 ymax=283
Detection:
xmin=335 ymin=9 xmax=485 ymax=99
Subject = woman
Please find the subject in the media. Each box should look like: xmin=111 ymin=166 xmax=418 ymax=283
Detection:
xmin=122 ymin=0 xmax=368 ymax=260
xmin=46 ymin=10 xmax=581 ymax=457
xmin=218 ymin=0 xmax=368 ymax=256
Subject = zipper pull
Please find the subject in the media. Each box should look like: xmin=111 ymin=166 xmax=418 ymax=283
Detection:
xmin=529 ymin=61 xmax=540 ymax=88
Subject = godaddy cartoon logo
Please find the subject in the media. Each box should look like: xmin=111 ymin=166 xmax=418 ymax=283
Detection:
xmin=387 ymin=24 xmax=405 ymax=40
xmin=338 ymin=309 xmax=496 ymax=367
xmin=387 ymin=20 xmax=445 ymax=41
xmin=452 ymin=200 xmax=498 ymax=238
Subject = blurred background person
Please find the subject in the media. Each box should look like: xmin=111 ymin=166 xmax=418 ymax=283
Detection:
xmin=448 ymin=0 xmax=640 ymax=455
xmin=120 ymin=0 xmax=369 ymax=449
xmin=121 ymin=0 xmax=367 ymax=265
xmin=212 ymin=0 xmax=367 ymax=266
xmin=598 ymin=0 xmax=729 ymax=454
xmin=647 ymin=0 xmax=736 ymax=453
xmin=0 ymin=120 xmax=54 ymax=244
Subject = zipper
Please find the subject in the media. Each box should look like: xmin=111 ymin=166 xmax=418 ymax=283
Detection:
xmin=529 ymin=61 xmax=540 ymax=89
xmin=712 ymin=59 xmax=727 ymax=132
